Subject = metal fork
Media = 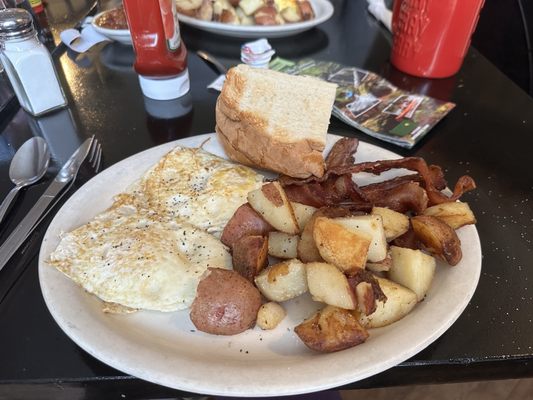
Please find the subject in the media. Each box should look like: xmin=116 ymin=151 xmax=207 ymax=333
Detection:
xmin=31 ymin=137 xmax=102 ymax=231
xmin=0 ymin=138 xmax=102 ymax=304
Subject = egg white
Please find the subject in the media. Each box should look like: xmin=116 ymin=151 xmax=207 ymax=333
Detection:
xmin=48 ymin=146 xmax=264 ymax=312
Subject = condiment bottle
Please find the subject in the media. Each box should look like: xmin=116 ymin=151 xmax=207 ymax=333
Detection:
xmin=28 ymin=0 xmax=42 ymax=13
xmin=391 ymin=0 xmax=485 ymax=78
xmin=0 ymin=8 xmax=67 ymax=115
xmin=122 ymin=0 xmax=190 ymax=100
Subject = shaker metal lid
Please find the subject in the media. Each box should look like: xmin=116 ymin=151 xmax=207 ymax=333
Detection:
xmin=0 ymin=8 xmax=34 ymax=40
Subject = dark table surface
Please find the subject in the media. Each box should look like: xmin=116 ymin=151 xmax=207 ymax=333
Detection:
xmin=1 ymin=0 xmax=533 ymax=399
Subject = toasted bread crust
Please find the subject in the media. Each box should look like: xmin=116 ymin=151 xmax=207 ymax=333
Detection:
xmin=216 ymin=98 xmax=326 ymax=178
xmin=215 ymin=65 xmax=337 ymax=179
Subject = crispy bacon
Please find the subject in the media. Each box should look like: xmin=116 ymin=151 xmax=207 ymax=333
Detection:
xmin=325 ymin=137 xmax=359 ymax=170
xmin=279 ymin=137 xmax=360 ymax=187
xmin=284 ymin=174 xmax=368 ymax=208
xmin=282 ymin=156 xmax=475 ymax=208
xmin=327 ymin=157 xmax=476 ymax=206
xmin=347 ymin=269 xmax=387 ymax=315
xmin=361 ymin=181 xmax=428 ymax=214
xmin=391 ymin=226 xmax=421 ymax=250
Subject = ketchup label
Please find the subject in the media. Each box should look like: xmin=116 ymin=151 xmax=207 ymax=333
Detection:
xmin=392 ymin=0 xmax=430 ymax=58
xmin=159 ymin=0 xmax=181 ymax=51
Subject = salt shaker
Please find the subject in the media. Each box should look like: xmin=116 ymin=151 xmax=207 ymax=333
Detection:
xmin=0 ymin=8 xmax=67 ymax=116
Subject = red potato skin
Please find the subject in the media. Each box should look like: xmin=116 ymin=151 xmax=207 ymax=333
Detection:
xmin=297 ymin=0 xmax=314 ymax=20
xmin=190 ymin=268 xmax=262 ymax=335
xmin=221 ymin=203 xmax=274 ymax=248
xmin=254 ymin=6 xmax=277 ymax=25
xmin=232 ymin=235 xmax=269 ymax=282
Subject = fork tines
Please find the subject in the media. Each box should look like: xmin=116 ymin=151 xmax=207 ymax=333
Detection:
xmin=87 ymin=137 xmax=102 ymax=173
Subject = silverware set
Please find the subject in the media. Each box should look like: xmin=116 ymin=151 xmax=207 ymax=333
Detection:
xmin=0 ymin=136 xmax=102 ymax=272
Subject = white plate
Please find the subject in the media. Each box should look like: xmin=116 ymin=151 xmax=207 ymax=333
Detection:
xmin=39 ymin=133 xmax=481 ymax=397
xmin=177 ymin=0 xmax=334 ymax=38
xmin=91 ymin=13 xmax=132 ymax=46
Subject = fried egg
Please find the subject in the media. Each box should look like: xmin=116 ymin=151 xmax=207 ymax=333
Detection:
xmin=49 ymin=145 xmax=264 ymax=312
xmin=49 ymin=194 xmax=233 ymax=312
xmin=131 ymin=146 xmax=264 ymax=236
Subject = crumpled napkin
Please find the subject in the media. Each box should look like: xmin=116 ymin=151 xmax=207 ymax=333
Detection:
xmin=240 ymin=38 xmax=275 ymax=68
xmin=367 ymin=0 xmax=392 ymax=32
xmin=60 ymin=17 xmax=110 ymax=53
xmin=207 ymin=38 xmax=276 ymax=90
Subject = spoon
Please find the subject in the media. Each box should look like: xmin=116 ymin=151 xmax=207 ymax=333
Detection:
xmin=0 ymin=137 xmax=50 ymax=225
xmin=196 ymin=50 xmax=228 ymax=75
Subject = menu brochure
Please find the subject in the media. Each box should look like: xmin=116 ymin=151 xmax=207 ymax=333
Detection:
xmin=270 ymin=58 xmax=456 ymax=149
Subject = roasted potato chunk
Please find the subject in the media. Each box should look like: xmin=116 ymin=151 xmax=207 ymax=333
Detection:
xmin=256 ymin=302 xmax=286 ymax=330
xmin=306 ymin=262 xmax=357 ymax=310
xmin=297 ymin=212 xmax=324 ymax=263
xmin=411 ymin=215 xmax=462 ymax=266
xmin=248 ymin=182 xmax=299 ymax=234
xmin=254 ymin=259 xmax=308 ymax=302
xmin=366 ymin=251 xmax=392 ymax=272
xmin=354 ymin=281 xmax=375 ymax=315
xmin=221 ymin=203 xmax=273 ymax=249
xmin=357 ymin=277 xmax=417 ymax=328
xmin=422 ymin=201 xmax=477 ymax=230
xmin=295 ymin=305 xmax=369 ymax=352
xmin=372 ymin=206 xmax=410 ymax=241
xmin=239 ymin=0 xmax=263 ymax=15
xmin=232 ymin=235 xmax=269 ymax=282
xmin=313 ymin=217 xmax=371 ymax=274
xmin=268 ymin=231 xmax=299 ymax=259
xmin=291 ymin=202 xmax=317 ymax=232
xmin=190 ymin=268 xmax=262 ymax=335
xmin=334 ymin=215 xmax=388 ymax=262
xmin=389 ymin=246 xmax=436 ymax=302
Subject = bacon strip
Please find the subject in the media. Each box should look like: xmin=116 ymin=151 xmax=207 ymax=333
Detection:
xmin=325 ymin=137 xmax=359 ymax=170
xmin=284 ymin=174 xmax=368 ymax=208
xmin=327 ymin=157 xmax=476 ymax=205
xmin=362 ymin=181 xmax=428 ymax=214
xmin=283 ymin=157 xmax=475 ymax=207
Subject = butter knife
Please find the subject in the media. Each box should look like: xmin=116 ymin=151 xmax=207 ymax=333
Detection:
xmin=0 ymin=137 xmax=94 ymax=272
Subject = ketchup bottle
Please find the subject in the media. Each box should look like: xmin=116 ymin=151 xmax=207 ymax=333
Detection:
xmin=122 ymin=0 xmax=190 ymax=100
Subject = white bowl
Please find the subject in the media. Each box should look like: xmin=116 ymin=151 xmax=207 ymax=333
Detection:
xmin=91 ymin=12 xmax=132 ymax=46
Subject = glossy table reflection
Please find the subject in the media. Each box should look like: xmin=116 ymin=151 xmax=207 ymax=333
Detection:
xmin=1 ymin=0 xmax=533 ymax=399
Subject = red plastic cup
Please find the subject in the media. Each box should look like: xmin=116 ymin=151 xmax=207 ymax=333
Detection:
xmin=391 ymin=0 xmax=485 ymax=78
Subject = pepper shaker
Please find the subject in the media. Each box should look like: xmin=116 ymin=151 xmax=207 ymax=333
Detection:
xmin=0 ymin=8 xmax=67 ymax=116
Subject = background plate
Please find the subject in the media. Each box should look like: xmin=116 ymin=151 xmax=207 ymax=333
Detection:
xmin=177 ymin=0 xmax=334 ymax=38
xmin=39 ymin=133 xmax=481 ymax=397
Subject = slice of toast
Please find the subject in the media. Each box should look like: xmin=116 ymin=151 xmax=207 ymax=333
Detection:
xmin=215 ymin=64 xmax=337 ymax=178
